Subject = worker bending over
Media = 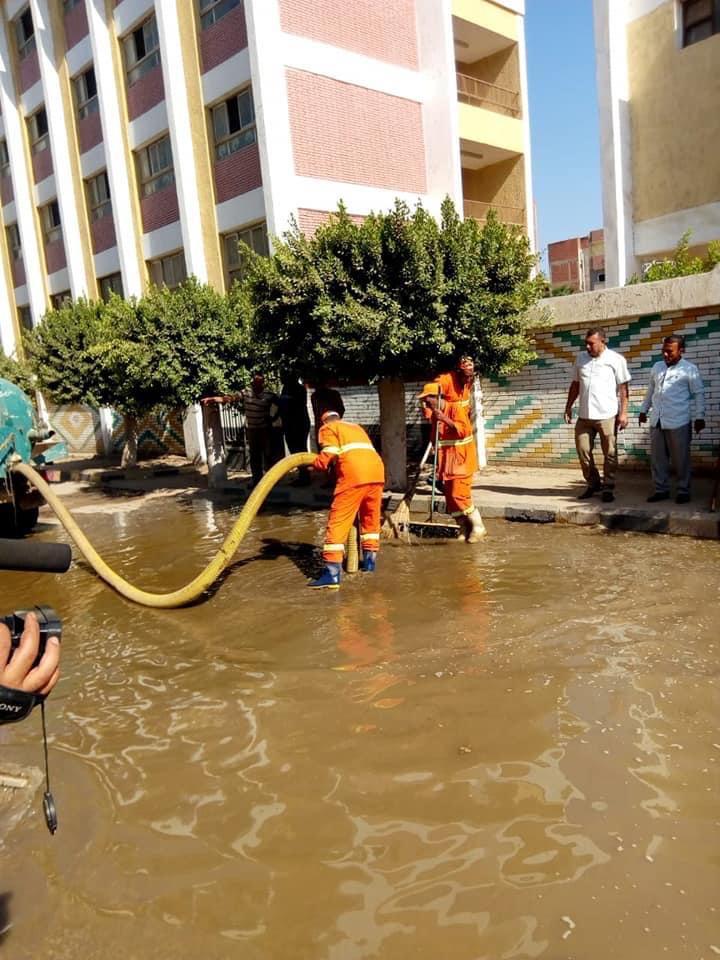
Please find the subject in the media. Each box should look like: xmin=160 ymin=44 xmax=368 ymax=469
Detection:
xmin=310 ymin=409 xmax=385 ymax=589
xmin=419 ymin=383 xmax=486 ymax=542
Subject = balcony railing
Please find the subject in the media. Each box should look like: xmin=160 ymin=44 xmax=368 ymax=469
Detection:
xmin=457 ymin=73 xmax=520 ymax=119
xmin=464 ymin=199 xmax=526 ymax=226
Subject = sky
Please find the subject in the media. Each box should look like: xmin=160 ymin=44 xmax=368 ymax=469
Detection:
xmin=524 ymin=0 xmax=604 ymax=269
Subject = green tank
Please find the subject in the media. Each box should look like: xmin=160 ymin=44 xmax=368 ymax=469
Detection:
xmin=0 ymin=377 xmax=66 ymax=536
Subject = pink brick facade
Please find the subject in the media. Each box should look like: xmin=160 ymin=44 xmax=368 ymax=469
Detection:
xmin=297 ymin=208 xmax=365 ymax=236
xmin=126 ymin=65 xmax=165 ymax=121
xmin=45 ymin=238 xmax=67 ymax=274
xmin=64 ymin=1 xmax=89 ymax=49
xmin=1 ymin=174 xmax=13 ymax=206
xmin=279 ymin=0 xmax=418 ymax=68
xmin=78 ymin=110 xmax=103 ymax=154
xmin=32 ymin=148 xmax=53 ymax=183
xmin=91 ymin=215 xmax=116 ymax=254
xmin=19 ymin=50 xmax=40 ymax=93
xmin=10 ymin=257 xmax=25 ymax=288
xmin=286 ymin=70 xmax=426 ymax=193
xmin=200 ymin=3 xmax=248 ymax=73
xmin=213 ymin=142 xmax=262 ymax=203
xmin=140 ymin=185 xmax=180 ymax=233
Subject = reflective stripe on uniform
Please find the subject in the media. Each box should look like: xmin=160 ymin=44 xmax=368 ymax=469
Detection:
xmin=321 ymin=445 xmax=341 ymax=455
xmin=323 ymin=542 xmax=346 ymax=553
xmin=337 ymin=442 xmax=375 ymax=454
xmin=438 ymin=435 xmax=474 ymax=448
xmin=360 ymin=533 xmax=380 ymax=541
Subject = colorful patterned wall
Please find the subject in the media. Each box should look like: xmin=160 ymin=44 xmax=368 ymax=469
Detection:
xmin=109 ymin=409 xmax=186 ymax=457
xmin=47 ymin=404 xmax=104 ymax=456
xmin=481 ymin=305 xmax=720 ymax=468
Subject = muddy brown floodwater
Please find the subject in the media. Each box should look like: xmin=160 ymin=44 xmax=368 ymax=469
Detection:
xmin=1 ymin=497 xmax=718 ymax=960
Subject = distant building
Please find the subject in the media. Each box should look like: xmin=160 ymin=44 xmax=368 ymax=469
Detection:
xmin=0 ymin=0 xmax=534 ymax=357
xmin=548 ymin=229 xmax=605 ymax=292
xmin=594 ymin=0 xmax=720 ymax=286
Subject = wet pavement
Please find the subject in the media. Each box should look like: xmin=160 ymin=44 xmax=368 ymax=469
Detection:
xmin=1 ymin=483 xmax=719 ymax=959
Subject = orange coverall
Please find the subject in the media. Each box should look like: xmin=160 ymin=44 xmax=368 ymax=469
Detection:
xmin=422 ymin=371 xmax=472 ymax=422
xmin=314 ymin=420 xmax=385 ymax=564
xmin=434 ymin=399 xmax=478 ymax=518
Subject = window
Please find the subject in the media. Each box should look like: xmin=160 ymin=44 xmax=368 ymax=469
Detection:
xmin=223 ymin=221 xmax=268 ymax=284
xmin=15 ymin=7 xmax=35 ymax=60
xmin=6 ymin=224 xmax=22 ymax=260
xmin=27 ymin=108 xmax=49 ymax=154
xmin=86 ymin=171 xmax=111 ymax=221
xmin=0 ymin=139 xmax=9 ymax=176
xmin=41 ymin=200 xmax=62 ymax=245
xmin=124 ymin=15 xmax=160 ymax=85
xmin=99 ymin=273 xmax=123 ymax=300
xmin=50 ymin=290 xmax=72 ymax=310
xmin=137 ymin=135 xmax=175 ymax=197
xmin=212 ymin=88 xmax=256 ymax=160
xmin=18 ymin=306 xmax=33 ymax=330
xmin=199 ymin=0 xmax=240 ymax=29
xmin=148 ymin=251 xmax=187 ymax=289
xmin=682 ymin=0 xmax=720 ymax=45
xmin=74 ymin=66 xmax=98 ymax=119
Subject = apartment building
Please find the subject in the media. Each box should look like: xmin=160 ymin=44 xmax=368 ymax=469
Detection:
xmin=594 ymin=0 xmax=720 ymax=286
xmin=548 ymin=228 xmax=605 ymax=292
xmin=0 ymin=0 xmax=534 ymax=357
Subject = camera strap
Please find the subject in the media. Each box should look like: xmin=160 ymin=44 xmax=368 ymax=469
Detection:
xmin=0 ymin=684 xmax=43 ymax=724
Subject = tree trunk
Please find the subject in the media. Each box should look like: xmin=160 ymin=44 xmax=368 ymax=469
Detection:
xmin=120 ymin=414 xmax=138 ymax=468
xmin=378 ymin=377 xmax=407 ymax=492
xmin=202 ymin=402 xmax=227 ymax=488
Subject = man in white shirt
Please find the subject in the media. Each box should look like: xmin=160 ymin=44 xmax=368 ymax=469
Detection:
xmin=639 ymin=334 xmax=705 ymax=504
xmin=564 ymin=327 xmax=631 ymax=502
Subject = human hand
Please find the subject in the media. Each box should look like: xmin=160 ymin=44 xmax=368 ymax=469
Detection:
xmin=638 ymin=412 xmax=647 ymax=425
xmin=617 ymin=412 xmax=629 ymax=431
xmin=563 ymin=409 xmax=572 ymax=425
xmin=0 ymin=612 xmax=60 ymax=696
xmin=694 ymin=418 xmax=705 ymax=434
xmin=201 ymin=395 xmax=231 ymax=406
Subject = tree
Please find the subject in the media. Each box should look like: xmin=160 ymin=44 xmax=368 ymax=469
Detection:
xmin=243 ymin=199 xmax=542 ymax=487
xmin=0 ymin=348 xmax=35 ymax=397
xmin=628 ymin=231 xmax=720 ymax=283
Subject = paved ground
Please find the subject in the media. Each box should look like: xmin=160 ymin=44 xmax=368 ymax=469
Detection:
xmin=44 ymin=455 xmax=720 ymax=540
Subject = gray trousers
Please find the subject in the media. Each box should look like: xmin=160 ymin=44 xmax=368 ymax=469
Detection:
xmin=650 ymin=422 xmax=692 ymax=495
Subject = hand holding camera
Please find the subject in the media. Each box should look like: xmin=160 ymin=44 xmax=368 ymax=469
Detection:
xmin=0 ymin=609 xmax=61 ymax=714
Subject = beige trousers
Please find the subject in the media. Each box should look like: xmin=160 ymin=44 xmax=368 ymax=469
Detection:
xmin=574 ymin=417 xmax=617 ymax=489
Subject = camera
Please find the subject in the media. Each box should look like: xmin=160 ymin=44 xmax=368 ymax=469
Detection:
xmin=2 ymin=605 xmax=62 ymax=666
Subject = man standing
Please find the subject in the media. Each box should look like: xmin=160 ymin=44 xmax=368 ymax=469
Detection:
xmin=564 ymin=327 xmax=631 ymax=502
xmin=419 ymin=383 xmax=486 ymax=542
xmin=242 ymin=373 xmax=281 ymax=489
xmin=639 ymin=334 xmax=705 ymax=504
xmin=309 ymin=408 xmax=385 ymax=589
xmin=432 ymin=354 xmax=476 ymax=408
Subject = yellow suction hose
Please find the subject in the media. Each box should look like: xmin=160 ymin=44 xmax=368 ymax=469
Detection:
xmin=11 ymin=453 xmax=316 ymax=608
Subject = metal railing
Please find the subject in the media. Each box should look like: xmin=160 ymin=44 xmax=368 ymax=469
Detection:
xmin=456 ymin=72 xmax=521 ymax=118
xmin=463 ymin=199 xmax=526 ymax=226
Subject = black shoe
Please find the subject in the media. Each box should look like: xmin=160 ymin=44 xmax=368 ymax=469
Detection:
xmin=646 ymin=492 xmax=669 ymax=503
xmin=675 ymin=493 xmax=690 ymax=504
xmin=601 ymin=490 xmax=615 ymax=503
xmin=577 ymin=486 xmax=600 ymax=500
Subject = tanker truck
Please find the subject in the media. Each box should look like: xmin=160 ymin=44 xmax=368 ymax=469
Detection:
xmin=0 ymin=377 xmax=66 ymax=536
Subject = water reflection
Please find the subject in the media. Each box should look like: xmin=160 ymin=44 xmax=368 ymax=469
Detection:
xmin=1 ymin=501 xmax=718 ymax=958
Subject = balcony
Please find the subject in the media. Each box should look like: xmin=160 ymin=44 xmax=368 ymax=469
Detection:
xmin=457 ymin=73 xmax=519 ymax=119
xmin=463 ymin=199 xmax=525 ymax=227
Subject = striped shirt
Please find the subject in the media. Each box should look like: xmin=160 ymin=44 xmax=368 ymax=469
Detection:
xmin=242 ymin=389 xmax=279 ymax=430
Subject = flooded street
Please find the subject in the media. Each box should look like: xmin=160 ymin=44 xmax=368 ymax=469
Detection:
xmin=1 ymin=496 xmax=719 ymax=960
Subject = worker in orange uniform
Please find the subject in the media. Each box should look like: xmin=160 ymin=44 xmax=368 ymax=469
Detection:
xmin=309 ymin=408 xmax=385 ymax=589
xmin=418 ymin=383 xmax=486 ymax=542
xmin=432 ymin=353 xmax=476 ymax=407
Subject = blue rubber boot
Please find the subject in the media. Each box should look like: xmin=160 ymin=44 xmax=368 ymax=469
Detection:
xmin=309 ymin=563 xmax=341 ymax=589
xmin=360 ymin=551 xmax=377 ymax=572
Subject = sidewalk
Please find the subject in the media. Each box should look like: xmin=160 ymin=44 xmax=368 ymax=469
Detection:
xmin=45 ymin=456 xmax=720 ymax=540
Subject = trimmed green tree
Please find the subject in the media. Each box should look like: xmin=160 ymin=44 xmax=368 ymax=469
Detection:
xmin=243 ymin=199 xmax=542 ymax=488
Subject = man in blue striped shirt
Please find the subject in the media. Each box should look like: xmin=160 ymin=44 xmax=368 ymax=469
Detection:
xmin=639 ymin=335 xmax=706 ymax=504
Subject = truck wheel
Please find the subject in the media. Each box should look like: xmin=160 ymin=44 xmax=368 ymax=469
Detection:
xmin=0 ymin=504 xmax=39 ymax=537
